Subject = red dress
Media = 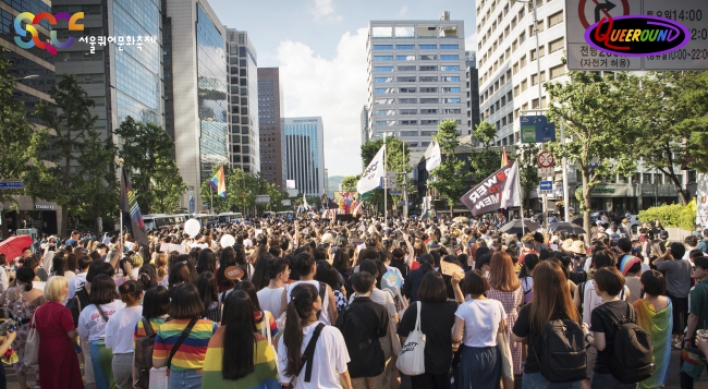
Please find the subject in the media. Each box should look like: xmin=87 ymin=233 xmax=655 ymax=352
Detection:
xmin=34 ymin=301 xmax=85 ymax=389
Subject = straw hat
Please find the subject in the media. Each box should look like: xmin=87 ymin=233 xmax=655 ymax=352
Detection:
xmin=561 ymin=239 xmax=574 ymax=252
xmin=569 ymin=240 xmax=587 ymax=255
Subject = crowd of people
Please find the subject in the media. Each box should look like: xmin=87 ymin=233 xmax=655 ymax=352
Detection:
xmin=0 ymin=214 xmax=705 ymax=389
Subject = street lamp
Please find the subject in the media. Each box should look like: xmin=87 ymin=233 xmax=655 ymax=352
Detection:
xmin=1 ymin=74 xmax=40 ymax=84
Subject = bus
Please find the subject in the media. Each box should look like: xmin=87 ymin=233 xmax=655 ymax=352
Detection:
xmin=194 ymin=214 xmax=219 ymax=228
xmin=218 ymin=212 xmax=244 ymax=225
xmin=142 ymin=214 xmax=187 ymax=231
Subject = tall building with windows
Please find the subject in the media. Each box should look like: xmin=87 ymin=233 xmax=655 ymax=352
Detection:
xmin=465 ymin=51 xmax=481 ymax=134
xmin=167 ymin=0 xmax=228 ymax=210
xmin=360 ymin=106 xmax=369 ymax=146
xmin=226 ymin=29 xmax=259 ymax=174
xmin=366 ymin=12 xmax=466 ymax=150
xmin=476 ymin=0 xmax=567 ymax=146
xmin=283 ymin=117 xmax=325 ymax=196
xmin=257 ymin=67 xmax=284 ymax=190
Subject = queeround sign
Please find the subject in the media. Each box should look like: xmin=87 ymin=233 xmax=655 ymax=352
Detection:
xmin=585 ymin=15 xmax=691 ymax=56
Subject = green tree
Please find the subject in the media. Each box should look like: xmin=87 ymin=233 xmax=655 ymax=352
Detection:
xmin=114 ymin=117 xmax=186 ymax=214
xmin=73 ymin=130 xmax=118 ymax=232
xmin=341 ymin=176 xmax=359 ymax=192
xmin=517 ymin=144 xmax=541 ymax=209
xmin=676 ymin=71 xmax=708 ymax=173
xmin=360 ymin=136 xmax=411 ymax=215
xmin=473 ymin=120 xmax=497 ymax=150
xmin=37 ymin=74 xmax=105 ymax=235
xmin=545 ymin=71 xmax=640 ymax=242
xmin=468 ymin=120 xmax=502 ymax=184
xmin=428 ymin=120 xmax=473 ymax=214
xmin=0 ymin=52 xmax=48 ymax=236
xmin=200 ymin=165 xmax=236 ymax=214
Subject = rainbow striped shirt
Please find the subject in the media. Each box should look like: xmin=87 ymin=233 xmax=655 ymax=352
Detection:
xmin=134 ymin=317 xmax=168 ymax=348
xmin=202 ymin=327 xmax=280 ymax=389
xmin=153 ymin=318 xmax=218 ymax=372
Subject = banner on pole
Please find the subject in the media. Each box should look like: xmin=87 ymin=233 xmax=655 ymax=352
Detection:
xmin=120 ymin=168 xmax=149 ymax=248
xmin=357 ymin=145 xmax=386 ymax=194
xmin=460 ymin=161 xmax=521 ymax=216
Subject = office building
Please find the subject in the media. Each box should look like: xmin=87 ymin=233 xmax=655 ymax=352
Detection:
xmin=257 ymin=67 xmax=284 ymax=190
xmin=360 ymin=105 xmax=370 ymax=146
xmin=283 ymin=117 xmax=325 ymax=196
xmin=226 ymin=29 xmax=259 ymax=174
xmin=0 ymin=0 xmax=61 ymax=234
xmin=167 ymin=0 xmax=228 ymax=210
xmin=366 ymin=12 xmax=466 ymax=150
xmin=465 ymin=51 xmax=480 ymax=134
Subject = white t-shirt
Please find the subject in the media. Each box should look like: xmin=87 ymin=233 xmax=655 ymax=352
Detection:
xmin=348 ymin=287 xmax=397 ymax=317
xmin=68 ymin=272 xmax=87 ymax=301
xmin=0 ymin=267 xmax=8 ymax=294
xmin=286 ymin=281 xmax=332 ymax=325
xmin=257 ymin=287 xmax=285 ymax=319
xmin=455 ymin=299 xmax=506 ymax=348
xmin=582 ymin=279 xmax=630 ymax=327
xmin=105 ymin=305 xmax=143 ymax=354
xmin=78 ymin=300 xmax=126 ymax=341
xmin=277 ymin=322 xmax=350 ymax=389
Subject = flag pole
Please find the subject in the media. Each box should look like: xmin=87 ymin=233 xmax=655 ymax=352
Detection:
xmin=119 ymin=158 xmax=124 ymax=250
xmin=516 ymin=159 xmax=526 ymax=236
xmin=383 ymin=137 xmax=388 ymax=221
xmin=210 ymin=188 xmax=213 ymax=215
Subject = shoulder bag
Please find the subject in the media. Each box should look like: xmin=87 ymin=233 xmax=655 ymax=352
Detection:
xmin=23 ymin=309 xmax=40 ymax=367
xmin=396 ymin=301 xmax=425 ymax=376
xmin=496 ymin=303 xmax=514 ymax=383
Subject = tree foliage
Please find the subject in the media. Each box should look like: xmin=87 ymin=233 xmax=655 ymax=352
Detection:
xmin=360 ymin=136 xmax=411 ymax=214
xmin=545 ymin=71 xmax=640 ymax=242
xmin=676 ymin=71 xmax=708 ymax=173
xmin=200 ymin=166 xmax=286 ymax=215
xmin=516 ymin=144 xmax=540 ymax=208
xmin=114 ymin=117 xmax=186 ymax=214
xmin=467 ymin=120 xmax=502 ymax=185
xmin=341 ymin=176 xmax=359 ymax=192
xmin=428 ymin=120 xmax=472 ymax=213
xmin=473 ymin=120 xmax=497 ymax=149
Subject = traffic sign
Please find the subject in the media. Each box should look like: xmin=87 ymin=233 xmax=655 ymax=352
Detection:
xmin=537 ymin=151 xmax=555 ymax=168
xmin=520 ymin=116 xmax=556 ymax=143
xmin=0 ymin=180 xmax=24 ymax=190
xmin=566 ymin=0 xmax=708 ymax=71
xmin=539 ymin=181 xmax=553 ymax=191
xmin=255 ymin=195 xmax=270 ymax=204
xmin=390 ymin=190 xmax=402 ymax=195
xmin=537 ymin=167 xmax=554 ymax=178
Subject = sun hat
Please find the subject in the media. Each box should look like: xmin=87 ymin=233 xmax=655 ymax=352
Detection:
xmin=569 ymin=240 xmax=587 ymax=255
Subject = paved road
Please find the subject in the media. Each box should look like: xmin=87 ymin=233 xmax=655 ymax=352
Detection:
xmin=3 ymin=350 xmax=705 ymax=388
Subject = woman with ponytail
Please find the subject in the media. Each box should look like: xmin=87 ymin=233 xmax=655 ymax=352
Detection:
xmin=277 ymin=283 xmax=352 ymax=389
xmin=5 ymin=267 xmax=45 ymax=389
xmin=106 ymin=280 xmax=144 ymax=389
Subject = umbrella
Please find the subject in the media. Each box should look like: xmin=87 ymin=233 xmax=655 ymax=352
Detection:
xmin=570 ymin=216 xmax=584 ymax=226
xmin=548 ymin=222 xmax=586 ymax=234
xmin=0 ymin=235 xmax=33 ymax=260
xmin=499 ymin=219 xmax=541 ymax=235
xmin=453 ymin=216 xmax=469 ymax=223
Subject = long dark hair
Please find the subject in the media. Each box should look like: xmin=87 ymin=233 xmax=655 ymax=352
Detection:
xmin=218 ymin=247 xmax=237 ymax=289
xmin=232 ymin=280 xmax=262 ymax=312
xmin=529 ymin=261 xmax=581 ymax=333
xmin=251 ymin=254 xmax=273 ymax=291
xmin=196 ymin=249 xmax=217 ymax=274
xmin=284 ymin=283 xmax=319 ymax=377
xmin=221 ymin=290 xmax=257 ymax=380
xmin=196 ymin=271 xmax=219 ymax=311
xmin=52 ymin=253 xmax=67 ymax=277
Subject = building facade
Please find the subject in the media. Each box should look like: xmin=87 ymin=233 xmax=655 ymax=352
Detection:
xmin=360 ymin=105 xmax=369 ymax=147
xmin=465 ymin=50 xmax=480 ymax=134
xmin=167 ymin=0 xmax=228 ymax=210
xmin=226 ymin=29 xmax=259 ymax=174
xmin=283 ymin=117 xmax=325 ymax=196
xmin=257 ymin=67 xmax=284 ymax=190
xmin=366 ymin=13 xmax=466 ymax=150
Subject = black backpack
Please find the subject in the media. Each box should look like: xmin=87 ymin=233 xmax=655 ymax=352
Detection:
xmin=610 ymin=303 xmax=654 ymax=384
xmin=534 ymin=314 xmax=587 ymax=383
xmin=66 ymin=287 xmax=90 ymax=328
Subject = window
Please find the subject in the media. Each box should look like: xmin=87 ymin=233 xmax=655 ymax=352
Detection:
xmin=442 ymin=98 xmax=461 ymax=104
xmin=420 ymin=65 xmax=438 ymax=71
xmin=519 ymin=31 xmax=526 ymax=43
xmin=374 ymin=98 xmax=394 ymax=105
xmin=513 ymin=62 xmax=519 ymax=74
xmin=400 ymin=131 xmax=419 ymax=137
xmin=374 ymin=88 xmax=395 ymax=94
xmin=442 ymin=87 xmax=461 ymax=93
xmin=399 ymin=109 xmax=417 ymax=115
xmin=441 ymin=55 xmax=460 ymax=60
xmin=399 ymin=98 xmax=417 ymax=104
xmin=373 ymin=55 xmax=393 ymax=61
xmin=374 ymin=77 xmax=393 ymax=83
xmin=441 ymin=65 xmax=460 ymax=71
xmin=398 ymin=65 xmax=416 ymax=71
xmin=396 ymin=44 xmax=414 ymax=49
xmin=439 ymin=25 xmax=458 ymax=37
xmin=417 ymin=25 xmax=437 ymax=37
xmin=548 ymin=11 xmax=563 ymax=27
xmin=440 ymin=44 xmax=459 ymax=50
xmin=441 ymin=108 xmax=461 ymax=114
xmin=375 ymin=109 xmax=395 ymax=116
xmin=419 ymin=76 xmax=439 ymax=82
xmin=421 ymin=108 xmax=439 ymax=114
xmin=521 ymin=79 xmax=528 ymax=91
xmin=549 ymin=37 xmax=564 ymax=53
xmin=441 ymin=76 xmax=460 ymax=82
xmin=400 ymin=120 xmax=417 ymax=125
xmin=397 ymin=55 xmax=415 ymax=61
xmin=420 ymin=87 xmax=438 ymax=93
xmin=375 ymin=120 xmax=396 ymax=127
xmin=395 ymin=26 xmax=414 ymax=37
xmin=419 ymin=44 xmax=437 ymax=50
xmin=374 ymin=66 xmax=394 ymax=72
xmin=420 ymin=54 xmax=438 ymax=60
xmin=421 ymin=119 xmax=439 ymax=125
xmin=372 ymin=26 xmax=393 ymax=37
xmin=399 ymin=87 xmax=416 ymax=93
xmin=550 ymin=64 xmax=566 ymax=79
xmin=531 ymin=72 xmax=546 ymax=85
xmin=520 ymin=55 xmax=527 ymax=67
xmin=420 ymin=97 xmax=440 ymax=104
xmin=373 ymin=45 xmax=393 ymax=50
xmin=397 ymin=76 xmax=416 ymax=82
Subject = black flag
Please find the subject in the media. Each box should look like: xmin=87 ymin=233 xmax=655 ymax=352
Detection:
xmin=460 ymin=161 xmax=521 ymax=216
xmin=120 ymin=168 xmax=149 ymax=248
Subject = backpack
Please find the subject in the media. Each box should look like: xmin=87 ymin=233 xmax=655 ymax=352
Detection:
xmin=534 ymin=314 xmax=587 ymax=383
xmin=569 ymin=256 xmax=588 ymax=285
xmin=577 ymin=282 xmax=586 ymax=318
xmin=335 ymin=304 xmax=385 ymax=378
xmin=66 ymin=287 xmax=90 ymax=328
xmin=610 ymin=303 xmax=654 ymax=384
xmin=134 ymin=318 xmax=156 ymax=389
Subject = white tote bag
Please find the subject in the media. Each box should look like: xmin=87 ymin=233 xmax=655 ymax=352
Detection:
xmin=148 ymin=367 xmax=169 ymax=389
xmin=497 ymin=306 xmax=514 ymax=382
xmin=396 ymin=301 xmax=426 ymax=376
xmin=23 ymin=311 xmax=39 ymax=367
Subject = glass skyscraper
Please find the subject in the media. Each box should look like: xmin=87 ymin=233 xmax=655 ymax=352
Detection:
xmin=283 ymin=117 xmax=325 ymax=196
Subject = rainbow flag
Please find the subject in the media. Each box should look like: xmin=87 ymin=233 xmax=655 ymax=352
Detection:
xmin=501 ymin=147 xmax=509 ymax=168
xmin=208 ymin=166 xmax=227 ymax=198
xmin=202 ymin=327 xmax=280 ymax=388
xmin=633 ymin=298 xmax=672 ymax=389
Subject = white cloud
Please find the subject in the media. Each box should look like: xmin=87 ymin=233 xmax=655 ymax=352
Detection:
xmin=277 ymin=28 xmax=369 ymax=177
xmin=311 ymin=0 xmax=342 ymax=21
xmin=465 ymin=33 xmax=477 ymax=52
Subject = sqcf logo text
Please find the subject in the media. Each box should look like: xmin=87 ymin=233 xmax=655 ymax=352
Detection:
xmin=14 ymin=12 xmax=84 ymax=55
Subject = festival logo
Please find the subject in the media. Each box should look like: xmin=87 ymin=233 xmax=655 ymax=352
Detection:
xmin=585 ymin=15 xmax=691 ymax=57
xmin=14 ymin=12 xmax=84 ymax=55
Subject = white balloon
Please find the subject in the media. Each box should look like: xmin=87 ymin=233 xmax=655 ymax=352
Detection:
xmin=184 ymin=218 xmax=201 ymax=238
xmin=220 ymin=234 xmax=235 ymax=248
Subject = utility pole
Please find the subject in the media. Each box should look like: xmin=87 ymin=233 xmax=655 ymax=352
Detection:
xmin=383 ymin=135 xmax=388 ymax=221
xmin=402 ymin=140 xmax=408 ymax=218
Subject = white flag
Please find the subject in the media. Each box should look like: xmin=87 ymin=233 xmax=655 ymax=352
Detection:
xmin=303 ymin=194 xmax=309 ymax=209
xmin=357 ymin=145 xmax=386 ymax=194
xmin=426 ymin=141 xmax=441 ymax=172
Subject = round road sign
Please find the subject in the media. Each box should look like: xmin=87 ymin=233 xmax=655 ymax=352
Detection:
xmin=537 ymin=151 xmax=555 ymax=168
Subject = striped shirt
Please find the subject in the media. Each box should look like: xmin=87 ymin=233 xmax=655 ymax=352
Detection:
xmin=153 ymin=318 xmax=218 ymax=372
xmin=133 ymin=317 xmax=169 ymax=348
xmin=201 ymin=327 xmax=280 ymax=389
xmin=254 ymin=311 xmax=278 ymax=339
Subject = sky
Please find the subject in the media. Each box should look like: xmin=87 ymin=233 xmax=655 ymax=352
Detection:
xmin=209 ymin=0 xmax=478 ymax=177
